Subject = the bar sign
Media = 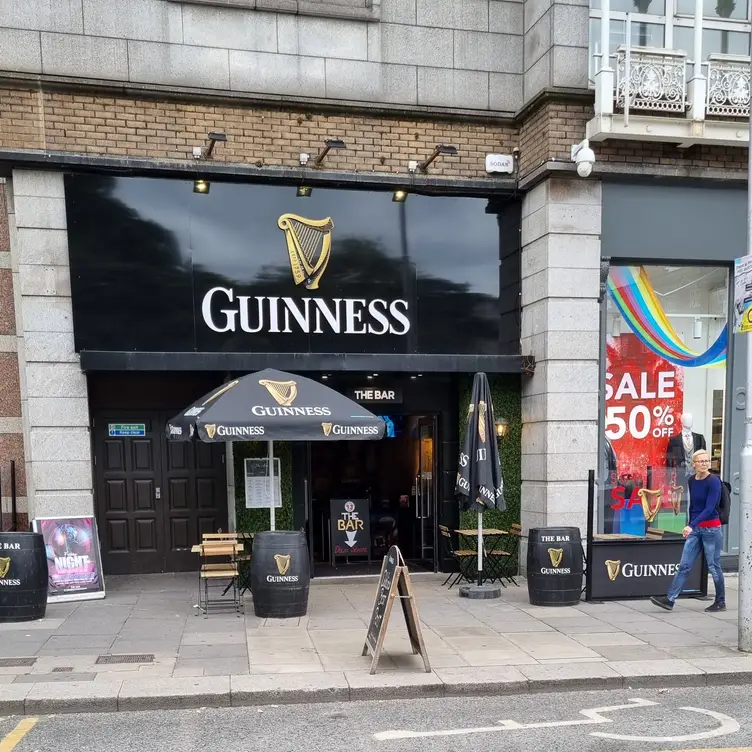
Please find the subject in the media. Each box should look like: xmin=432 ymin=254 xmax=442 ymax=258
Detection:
xmin=108 ymin=423 xmax=146 ymax=437
xmin=348 ymin=388 xmax=402 ymax=403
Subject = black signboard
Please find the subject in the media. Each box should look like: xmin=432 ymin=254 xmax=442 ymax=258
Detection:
xmin=347 ymin=387 xmax=403 ymax=403
xmin=65 ymin=175 xmax=513 ymax=358
xmin=330 ymin=498 xmax=370 ymax=560
xmin=589 ymin=539 xmax=707 ymax=600
xmin=362 ymin=545 xmax=430 ymax=674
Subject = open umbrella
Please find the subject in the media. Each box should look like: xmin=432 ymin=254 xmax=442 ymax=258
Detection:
xmin=455 ymin=372 xmax=505 ymax=586
xmin=166 ymin=368 xmax=385 ymax=529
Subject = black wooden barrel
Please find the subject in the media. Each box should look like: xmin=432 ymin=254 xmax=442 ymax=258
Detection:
xmin=527 ymin=527 xmax=583 ymax=607
xmin=251 ymin=531 xmax=310 ymax=618
xmin=0 ymin=532 xmax=48 ymax=622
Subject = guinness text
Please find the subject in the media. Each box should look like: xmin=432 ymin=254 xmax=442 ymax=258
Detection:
xmin=202 ymin=288 xmax=411 ymax=336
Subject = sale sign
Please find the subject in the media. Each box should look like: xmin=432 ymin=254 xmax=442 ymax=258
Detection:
xmin=605 ymin=334 xmax=684 ymax=535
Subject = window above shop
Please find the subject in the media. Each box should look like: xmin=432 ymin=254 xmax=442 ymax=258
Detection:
xmin=168 ymin=0 xmax=381 ymax=22
xmin=587 ymin=0 xmax=751 ymax=146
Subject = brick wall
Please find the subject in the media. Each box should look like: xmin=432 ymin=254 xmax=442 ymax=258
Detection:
xmin=0 ymin=180 xmax=28 ymax=532
xmin=0 ymin=87 xmax=517 ymax=179
xmin=1 ymin=85 xmax=747 ymax=181
xmin=522 ymin=101 xmax=748 ymax=177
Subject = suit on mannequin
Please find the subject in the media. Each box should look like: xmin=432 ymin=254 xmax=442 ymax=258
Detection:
xmin=665 ymin=412 xmax=706 ymax=473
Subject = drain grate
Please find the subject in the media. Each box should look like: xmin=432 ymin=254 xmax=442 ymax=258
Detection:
xmin=95 ymin=654 xmax=155 ymax=665
xmin=52 ymin=667 xmax=73 ymax=673
xmin=0 ymin=657 xmax=36 ymax=668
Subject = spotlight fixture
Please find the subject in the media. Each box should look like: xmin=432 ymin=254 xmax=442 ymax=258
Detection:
xmin=193 ymin=179 xmax=210 ymax=195
xmin=193 ymin=131 xmax=227 ymax=160
xmin=418 ymin=144 xmax=458 ymax=172
xmin=299 ymin=152 xmax=310 ymax=166
xmin=297 ymin=186 xmax=313 ymax=198
xmin=313 ymin=139 xmax=346 ymax=167
xmin=392 ymin=189 xmax=408 ymax=203
xmin=494 ymin=418 xmax=509 ymax=440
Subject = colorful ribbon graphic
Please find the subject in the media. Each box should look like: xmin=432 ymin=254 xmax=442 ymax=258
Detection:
xmin=608 ymin=266 xmax=727 ymax=368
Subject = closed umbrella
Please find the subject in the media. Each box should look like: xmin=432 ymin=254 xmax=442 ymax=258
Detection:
xmin=455 ymin=372 xmax=505 ymax=586
xmin=166 ymin=368 xmax=384 ymax=529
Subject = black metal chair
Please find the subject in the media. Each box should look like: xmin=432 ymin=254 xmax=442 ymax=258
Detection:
xmin=439 ymin=525 xmax=476 ymax=589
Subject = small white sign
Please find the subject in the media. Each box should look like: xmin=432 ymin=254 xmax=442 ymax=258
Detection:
xmin=244 ymin=458 xmax=282 ymax=509
xmin=485 ymin=154 xmax=515 ymax=174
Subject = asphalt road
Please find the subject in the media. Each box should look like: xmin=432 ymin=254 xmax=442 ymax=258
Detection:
xmin=2 ymin=686 xmax=752 ymax=752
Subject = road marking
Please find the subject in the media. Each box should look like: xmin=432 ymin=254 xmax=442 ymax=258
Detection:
xmin=0 ymin=718 xmax=38 ymax=752
xmin=592 ymin=706 xmax=740 ymax=743
xmin=374 ymin=698 xmax=657 ymax=740
xmin=374 ymin=699 xmax=739 ymax=744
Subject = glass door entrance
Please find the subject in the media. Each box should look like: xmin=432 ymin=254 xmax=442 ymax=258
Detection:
xmin=307 ymin=414 xmax=439 ymax=576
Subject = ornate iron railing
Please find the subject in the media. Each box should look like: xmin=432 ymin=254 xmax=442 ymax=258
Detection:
xmin=706 ymin=54 xmax=750 ymax=117
xmin=615 ymin=46 xmax=688 ymax=113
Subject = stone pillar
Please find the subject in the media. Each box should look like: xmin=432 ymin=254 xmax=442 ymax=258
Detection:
xmin=0 ymin=178 xmax=27 ymax=529
xmin=520 ymin=177 xmax=601 ymax=539
xmin=9 ymin=170 xmax=94 ymax=520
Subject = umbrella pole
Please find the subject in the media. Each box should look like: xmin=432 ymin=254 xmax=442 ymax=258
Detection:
xmin=268 ymin=440 xmax=276 ymax=532
xmin=477 ymin=512 xmax=483 ymax=587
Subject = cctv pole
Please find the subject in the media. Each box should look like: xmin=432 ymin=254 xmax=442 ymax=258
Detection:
xmin=739 ymin=79 xmax=752 ymax=652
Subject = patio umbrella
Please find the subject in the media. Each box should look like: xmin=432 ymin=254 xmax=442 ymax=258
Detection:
xmin=455 ymin=372 xmax=505 ymax=586
xmin=166 ymin=368 xmax=385 ymax=529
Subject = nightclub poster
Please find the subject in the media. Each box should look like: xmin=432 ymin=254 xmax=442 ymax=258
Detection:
xmin=605 ymin=334 xmax=685 ymax=536
xmin=31 ymin=516 xmax=106 ymax=602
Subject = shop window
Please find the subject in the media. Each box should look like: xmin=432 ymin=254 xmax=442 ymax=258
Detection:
xmin=600 ymin=264 xmax=729 ymax=539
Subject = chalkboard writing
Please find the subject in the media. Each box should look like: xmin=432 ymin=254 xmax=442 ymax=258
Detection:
xmin=362 ymin=545 xmax=430 ymax=675
xmin=330 ymin=498 xmax=370 ymax=559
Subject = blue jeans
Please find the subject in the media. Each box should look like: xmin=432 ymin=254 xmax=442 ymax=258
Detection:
xmin=667 ymin=527 xmax=725 ymax=603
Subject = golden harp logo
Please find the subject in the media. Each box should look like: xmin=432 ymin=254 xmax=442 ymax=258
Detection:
xmin=477 ymin=401 xmax=487 ymax=443
xmin=638 ymin=488 xmax=662 ymax=523
xmin=278 ymin=213 xmax=334 ymax=290
xmin=0 ymin=557 xmax=10 ymax=579
xmin=605 ymin=560 xmax=621 ymax=581
xmin=322 ymin=422 xmax=333 ymax=437
xmin=259 ymin=379 xmax=298 ymax=407
xmin=547 ymin=548 xmax=563 ymax=568
xmin=205 ymin=424 xmax=217 ymax=439
xmin=274 ymin=554 xmax=291 ymax=576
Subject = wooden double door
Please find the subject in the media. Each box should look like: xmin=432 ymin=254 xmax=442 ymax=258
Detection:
xmin=93 ymin=412 xmax=227 ymax=574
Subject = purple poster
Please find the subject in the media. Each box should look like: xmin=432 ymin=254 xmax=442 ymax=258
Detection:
xmin=32 ymin=516 xmax=105 ymax=601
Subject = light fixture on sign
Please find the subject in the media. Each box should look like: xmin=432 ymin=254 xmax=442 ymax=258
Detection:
xmin=418 ymin=144 xmax=457 ymax=172
xmin=313 ymin=139 xmax=346 ymax=168
xmin=392 ymin=190 xmax=408 ymax=203
xmin=193 ymin=179 xmax=210 ymax=194
xmin=296 ymin=186 xmax=312 ymax=197
xmin=193 ymin=131 xmax=227 ymax=160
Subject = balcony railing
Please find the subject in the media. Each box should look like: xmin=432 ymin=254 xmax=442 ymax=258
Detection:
xmin=615 ymin=46 xmax=688 ymax=113
xmin=706 ymin=54 xmax=751 ymax=117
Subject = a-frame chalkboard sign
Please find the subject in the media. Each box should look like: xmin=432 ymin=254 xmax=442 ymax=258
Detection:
xmin=362 ymin=545 xmax=431 ymax=675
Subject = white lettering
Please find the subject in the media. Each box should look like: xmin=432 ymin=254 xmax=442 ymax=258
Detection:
xmin=238 ymin=296 xmax=264 ymax=333
xmin=367 ymin=299 xmax=390 ymax=335
xmin=251 ymin=406 xmax=331 ymax=417
xmin=266 ymin=575 xmax=300 ymax=583
xmin=621 ymin=562 xmax=679 ymax=578
xmin=54 ymin=555 xmax=91 ymax=570
xmin=459 ymin=452 xmax=469 ymax=468
xmin=202 ymin=287 xmax=237 ymax=333
xmin=1 ymin=543 xmax=20 ymax=550
xmin=344 ymin=299 xmax=367 ymax=334
xmin=314 ymin=298 xmax=342 ymax=333
xmin=282 ymin=297 xmax=310 ymax=333
xmin=0 ymin=579 xmax=21 ymax=586
xmin=200 ymin=291 xmax=411 ymax=337
xmin=614 ymin=373 xmax=639 ymax=401
xmin=389 ymin=300 xmax=410 ymax=335
xmin=540 ymin=568 xmax=572 ymax=575
xmin=657 ymin=371 xmax=675 ymax=398
xmin=331 ymin=425 xmax=380 ymax=436
xmin=215 ymin=425 xmax=265 ymax=437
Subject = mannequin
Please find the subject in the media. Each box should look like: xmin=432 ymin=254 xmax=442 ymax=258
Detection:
xmin=665 ymin=413 xmax=706 ymax=474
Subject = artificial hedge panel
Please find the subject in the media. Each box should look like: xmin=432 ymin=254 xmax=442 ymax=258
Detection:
xmin=458 ymin=374 xmax=522 ymax=532
xmin=233 ymin=441 xmax=294 ymax=532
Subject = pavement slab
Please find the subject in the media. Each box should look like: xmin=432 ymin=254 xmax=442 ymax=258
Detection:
xmin=231 ymin=671 xmax=349 ymax=705
xmin=118 ymin=676 xmax=231 ymax=711
xmin=25 ymin=679 xmax=122 ymax=714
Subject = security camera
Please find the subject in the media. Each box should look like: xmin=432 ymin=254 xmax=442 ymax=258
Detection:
xmin=571 ymin=139 xmax=595 ymax=178
xmin=299 ymin=152 xmax=310 ymax=166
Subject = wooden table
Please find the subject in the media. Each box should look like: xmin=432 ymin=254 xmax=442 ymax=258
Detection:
xmin=455 ymin=528 xmax=510 ymax=585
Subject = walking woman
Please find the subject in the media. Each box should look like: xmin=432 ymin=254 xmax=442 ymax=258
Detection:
xmin=651 ymin=449 xmax=726 ymax=613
